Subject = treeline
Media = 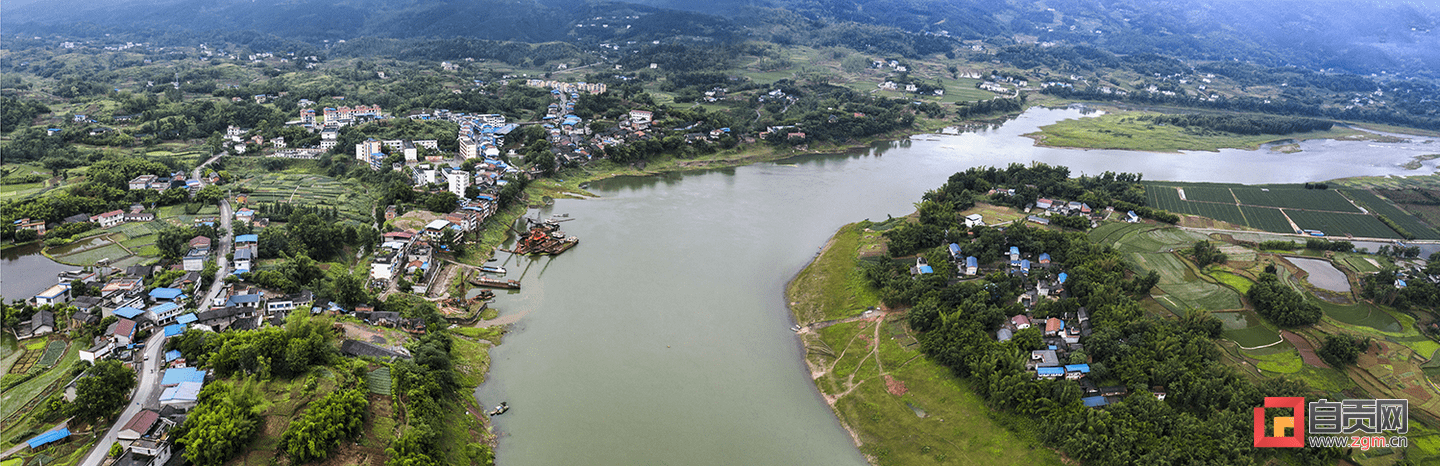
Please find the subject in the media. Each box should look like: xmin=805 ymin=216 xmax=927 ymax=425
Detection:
xmin=1249 ymin=272 xmax=1322 ymax=327
xmin=1 ymin=96 xmax=50 ymax=133
xmin=1041 ymin=86 xmax=1440 ymax=131
xmin=252 ymin=202 xmax=339 ymax=223
xmin=1141 ymin=114 xmax=1334 ymax=136
xmin=924 ymin=163 xmax=1148 ymax=214
xmin=953 ymin=96 xmax=1026 ymax=120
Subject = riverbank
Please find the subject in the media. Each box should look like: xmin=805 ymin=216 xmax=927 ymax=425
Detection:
xmin=785 ymin=222 xmax=1065 ymax=466
xmin=1025 ymin=110 xmax=1367 ymax=153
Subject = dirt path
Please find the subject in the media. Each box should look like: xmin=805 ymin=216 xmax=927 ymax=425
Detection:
xmin=1281 ymin=330 xmax=1333 ymax=369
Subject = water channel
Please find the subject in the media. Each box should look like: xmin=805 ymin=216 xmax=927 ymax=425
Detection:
xmin=475 ymin=106 xmax=1439 ymax=465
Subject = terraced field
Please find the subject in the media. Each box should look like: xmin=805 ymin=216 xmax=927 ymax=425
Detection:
xmin=1130 ymin=252 xmax=1241 ymax=311
xmin=236 ymin=174 xmax=377 ymax=223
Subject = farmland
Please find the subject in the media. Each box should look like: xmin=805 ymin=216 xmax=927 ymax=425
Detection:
xmin=1339 ymin=188 xmax=1440 ymax=240
xmin=1284 ymin=209 xmax=1402 ymax=239
xmin=1230 ymin=187 xmax=1361 ymax=212
xmin=234 ymin=173 xmax=379 ymax=224
xmin=1177 ymin=186 xmax=1236 ymax=203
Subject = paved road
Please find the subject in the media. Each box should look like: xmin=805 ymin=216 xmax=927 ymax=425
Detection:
xmin=77 ymin=331 xmax=166 ymax=466
xmin=199 ymin=198 xmax=233 ymax=312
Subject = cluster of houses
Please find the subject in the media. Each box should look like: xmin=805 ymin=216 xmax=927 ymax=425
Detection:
xmin=13 ymin=203 xmax=165 ymax=238
xmin=1029 ymin=198 xmax=1138 ymax=225
xmin=524 ymin=79 xmax=608 ymax=95
xmin=354 ymin=138 xmax=443 ymax=169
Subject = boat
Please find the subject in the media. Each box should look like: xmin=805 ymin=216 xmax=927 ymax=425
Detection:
xmin=479 ymin=265 xmax=506 ymax=274
xmin=470 ymin=276 xmax=520 ymax=289
xmin=489 ymin=402 xmax=509 ymax=416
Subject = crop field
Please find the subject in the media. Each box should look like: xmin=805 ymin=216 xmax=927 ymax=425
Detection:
xmin=1249 ymin=348 xmax=1302 ymax=374
xmin=1209 ymin=271 xmax=1254 ymax=294
xmin=1335 ymin=253 xmax=1383 ymax=274
xmin=1129 ymin=252 xmax=1241 ymax=311
xmin=1230 ymin=188 xmax=1361 ymax=212
xmin=1147 ymin=186 xmax=1256 ymax=228
xmin=1235 ymin=206 xmax=1294 ymax=232
xmin=1340 ymin=189 xmax=1440 ymax=239
xmin=1216 ymin=311 xmax=1282 ymax=348
xmin=1087 ymin=222 xmax=1150 ymax=248
xmin=1178 ymin=186 xmax=1237 ymax=203
xmin=1320 ymin=301 xmax=1401 ymax=333
xmin=236 ymin=174 xmax=377 ymax=223
xmin=51 ymin=243 xmax=128 ymax=266
xmin=366 ymin=367 xmax=392 ymax=395
xmin=1283 ymin=209 xmax=1402 ymax=239
xmin=36 ymin=341 xmax=66 ymax=367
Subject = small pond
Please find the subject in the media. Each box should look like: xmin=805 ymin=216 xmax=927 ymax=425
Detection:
xmin=1287 ymin=257 xmax=1351 ymax=293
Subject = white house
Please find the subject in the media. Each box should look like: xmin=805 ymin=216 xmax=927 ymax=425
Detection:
xmin=35 ymin=284 xmax=71 ymax=306
xmin=447 ymin=170 xmax=470 ymax=198
xmin=964 ymin=213 xmax=984 ymax=228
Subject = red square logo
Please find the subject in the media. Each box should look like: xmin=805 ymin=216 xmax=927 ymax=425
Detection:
xmin=1254 ymin=397 xmax=1305 ymax=447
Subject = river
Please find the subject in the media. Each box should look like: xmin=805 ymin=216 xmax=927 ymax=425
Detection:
xmin=475 ymin=106 xmax=1438 ymax=465
xmin=1 ymin=242 xmax=75 ymax=301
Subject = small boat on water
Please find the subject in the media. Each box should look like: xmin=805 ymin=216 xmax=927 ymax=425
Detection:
xmin=479 ymin=265 xmax=506 ymax=274
xmin=489 ymin=402 xmax=509 ymax=416
xmin=471 ymin=276 xmax=521 ymax=289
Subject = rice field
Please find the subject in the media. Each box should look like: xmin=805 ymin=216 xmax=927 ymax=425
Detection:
xmin=1179 ymin=186 xmax=1238 ymax=203
xmin=1216 ymin=311 xmax=1283 ymax=348
xmin=1209 ymin=271 xmax=1254 ymax=294
xmin=1319 ymin=301 xmax=1401 ymax=333
xmin=37 ymin=341 xmax=66 ymax=366
xmin=1129 ymin=252 xmax=1241 ymax=311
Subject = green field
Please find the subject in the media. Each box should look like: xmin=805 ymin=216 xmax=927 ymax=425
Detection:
xmin=1236 ymin=205 xmax=1295 ymax=232
xmin=1210 ymin=271 xmax=1254 ymax=294
xmin=1230 ymin=187 xmax=1361 ymax=212
xmin=1319 ymin=301 xmax=1401 ymax=333
xmin=1283 ymin=209 xmax=1402 ymax=239
xmin=1335 ymin=253 xmax=1384 ymax=273
xmin=1216 ymin=311 xmax=1283 ymax=348
xmin=1028 ymin=112 xmax=1360 ymax=152
xmin=235 ymin=173 xmax=378 ymax=223
xmin=1179 ymin=186 xmax=1237 ymax=203
xmin=1130 ymin=252 xmax=1242 ymax=311
xmin=36 ymin=341 xmax=66 ymax=366
xmin=1339 ymin=188 xmax=1440 ymax=239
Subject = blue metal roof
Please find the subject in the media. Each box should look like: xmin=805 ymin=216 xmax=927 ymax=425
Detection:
xmin=1058 ymin=273 xmax=1068 ymax=284
xmin=114 ymin=307 xmax=145 ymax=319
xmin=966 ymin=256 xmax=978 ymax=267
xmin=26 ymin=427 xmax=70 ymax=448
xmin=948 ymin=243 xmax=961 ymax=255
xmin=150 ymin=288 xmax=184 ymax=300
xmin=165 ymin=350 xmax=182 ymax=361
xmin=1037 ymin=367 xmax=1064 ymax=375
xmin=175 ymin=313 xmax=198 ymax=324
xmin=1082 ymin=396 xmax=1108 ymax=407
xmin=149 ymin=302 xmax=179 ymax=315
xmin=1020 ymin=260 xmax=1031 ymax=270
xmin=1009 ymin=246 xmax=1020 ymax=254
xmin=163 ymin=324 xmax=186 ymax=337
xmin=1039 ymin=253 xmax=1051 ymax=261
xmin=918 ymin=265 xmax=933 ymax=274
xmin=235 ymin=234 xmax=258 ymax=243
xmin=1065 ymin=364 xmax=1091 ymax=373
xmin=161 ymin=367 xmax=206 ymax=385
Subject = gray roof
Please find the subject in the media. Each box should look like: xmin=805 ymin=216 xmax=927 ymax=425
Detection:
xmin=32 ymin=310 xmax=55 ymax=331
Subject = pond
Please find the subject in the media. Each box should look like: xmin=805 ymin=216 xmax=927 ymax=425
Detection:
xmin=1287 ymin=257 xmax=1352 ymax=293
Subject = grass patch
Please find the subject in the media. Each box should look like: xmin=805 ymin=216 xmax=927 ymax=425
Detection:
xmin=1209 ymin=271 xmax=1254 ymax=294
xmin=1027 ymin=111 xmax=1360 ymax=152
xmin=1318 ymin=300 xmax=1402 ymax=333
xmin=786 ymin=222 xmax=881 ymax=324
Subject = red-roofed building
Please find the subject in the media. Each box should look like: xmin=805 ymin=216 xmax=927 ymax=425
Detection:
xmin=91 ymin=210 xmax=126 ymax=228
xmin=1044 ymin=317 xmax=1063 ymax=336
xmin=110 ymin=318 xmax=137 ymax=345
xmin=118 ymin=409 xmax=159 ymax=440
xmin=189 ymin=236 xmax=212 ymax=249
xmin=1011 ymin=315 xmax=1031 ymax=330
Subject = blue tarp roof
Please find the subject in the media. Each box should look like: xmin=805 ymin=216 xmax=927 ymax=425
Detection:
xmin=26 ymin=427 xmax=70 ymax=448
xmin=232 ymin=268 xmax=250 ymax=275
xmin=1039 ymin=253 xmax=1050 ymax=261
xmin=1037 ymin=367 xmax=1064 ymax=376
xmin=150 ymin=288 xmax=184 ymax=300
xmin=1082 ymin=396 xmax=1109 ymax=407
xmin=1009 ymin=246 xmax=1020 ymax=254
xmin=114 ymin=307 xmax=145 ymax=319
xmin=966 ymin=256 xmax=978 ymax=267
xmin=164 ymin=324 xmax=187 ymax=337
xmin=235 ymin=234 xmax=258 ymax=243
xmin=149 ymin=302 xmax=179 ymax=315
xmin=1058 ymin=273 xmax=1068 ymax=284
xmin=918 ymin=265 xmax=933 ymax=274
xmin=176 ymin=313 xmax=198 ymax=324
xmin=948 ymin=243 xmax=961 ymax=255
xmin=165 ymin=350 xmax=182 ymax=361
xmin=161 ymin=367 xmax=205 ymax=385
xmin=1065 ymin=364 xmax=1091 ymax=373
xmin=1020 ymin=260 xmax=1031 ymax=270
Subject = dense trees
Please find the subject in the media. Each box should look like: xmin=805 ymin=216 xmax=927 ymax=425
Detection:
xmin=1142 ymin=114 xmax=1334 ymax=136
xmin=281 ymin=388 xmax=369 ymax=462
xmin=1 ymin=97 xmax=50 ymax=133
xmin=68 ymin=359 xmax=136 ymax=424
xmin=1318 ymin=335 xmax=1367 ymax=367
xmin=1248 ymin=273 xmax=1322 ymax=327
xmin=1189 ymin=240 xmax=1228 ymax=268
xmin=178 ymin=380 xmax=263 ymax=466
xmin=169 ymin=315 xmax=335 ymax=379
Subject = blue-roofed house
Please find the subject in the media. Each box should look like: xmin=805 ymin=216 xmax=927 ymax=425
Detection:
xmin=1082 ymin=395 xmax=1109 ymax=408
xmin=163 ymin=324 xmax=186 ymax=337
xmin=1127 ymin=211 xmax=1140 ymax=223
xmin=161 ymin=367 xmax=206 ymax=386
xmin=235 ymin=234 xmax=258 ymax=244
xmin=1397 ymin=279 xmax=1408 ymax=288
xmin=226 ymin=293 xmax=263 ymax=308
xmin=1036 ymin=367 xmax=1065 ymax=379
xmin=165 ymin=350 xmax=182 ymax=362
xmin=175 ymin=313 xmax=198 ymax=325
xmin=948 ymin=243 xmax=962 ymax=259
xmin=1038 ymin=253 xmax=1051 ymax=265
xmin=160 ymin=381 xmax=204 ymax=410
xmin=965 ymin=256 xmax=978 ymax=275
xmin=1020 ymin=260 xmax=1031 ymax=274
xmin=1065 ymin=364 xmax=1091 ymax=380
xmin=114 ymin=306 xmax=146 ymax=320
xmin=918 ymin=265 xmax=933 ymax=274
xmin=146 ymin=302 xmax=183 ymax=323
xmin=26 ymin=427 xmax=71 ymax=450
xmin=149 ymin=287 xmax=185 ymax=302
xmin=1008 ymin=246 xmax=1020 ymax=261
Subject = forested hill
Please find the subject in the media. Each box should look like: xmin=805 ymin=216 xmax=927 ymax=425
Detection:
xmin=4 ymin=0 xmax=1439 ymax=77
xmin=0 ymin=0 xmax=741 ymax=44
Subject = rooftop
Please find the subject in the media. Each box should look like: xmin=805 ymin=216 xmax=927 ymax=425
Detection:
xmin=161 ymin=367 xmax=206 ymax=385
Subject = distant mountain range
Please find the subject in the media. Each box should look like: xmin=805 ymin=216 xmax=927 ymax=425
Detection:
xmin=4 ymin=0 xmax=1438 ymax=76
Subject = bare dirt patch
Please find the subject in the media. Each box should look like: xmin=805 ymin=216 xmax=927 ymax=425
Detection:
xmin=391 ymin=210 xmax=445 ymax=232
xmin=1281 ymin=330 xmax=1332 ymax=369
xmin=883 ymin=374 xmax=908 ymax=396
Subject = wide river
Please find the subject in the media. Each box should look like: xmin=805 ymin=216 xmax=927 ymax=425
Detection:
xmin=475 ymin=106 xmax=1438 ymax=465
